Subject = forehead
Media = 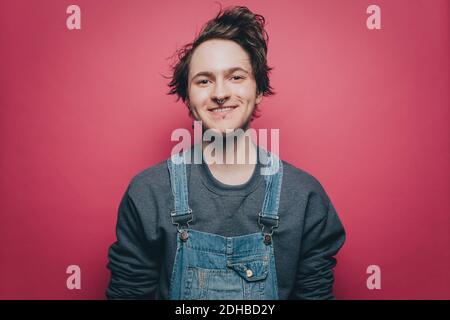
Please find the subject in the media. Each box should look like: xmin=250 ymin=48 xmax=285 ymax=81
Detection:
xmin=189 ymin=39 xmax=252 ymax=76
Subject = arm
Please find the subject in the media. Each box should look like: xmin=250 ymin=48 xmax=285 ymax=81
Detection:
xmin=105 ymin=183 xmax=161 ymax=299
xmin=290 ymin=192 xmax=346 ymax=300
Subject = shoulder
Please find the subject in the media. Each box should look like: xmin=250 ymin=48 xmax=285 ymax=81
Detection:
xmin=126 ymin=158 xmax=171 ymax=199
xmin=280 ymin=159 xmax=332 ymax=205
xmin=279 ymin=159 xmax=342 ymax=226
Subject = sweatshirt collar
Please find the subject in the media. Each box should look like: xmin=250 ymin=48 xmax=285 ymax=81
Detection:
xmin=190 ymin=144 xmax=264 ymax=196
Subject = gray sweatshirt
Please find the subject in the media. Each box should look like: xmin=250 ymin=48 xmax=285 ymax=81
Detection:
xmin=106 ymin=146 xmax=346 ymax=299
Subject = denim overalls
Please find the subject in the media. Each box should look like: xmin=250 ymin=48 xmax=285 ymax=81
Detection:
xmin=166 ymin=148 xmax=283 ymax=300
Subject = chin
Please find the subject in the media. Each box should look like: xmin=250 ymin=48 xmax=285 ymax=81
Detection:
xmin=208 ymin=122 xmax=248 ymax=134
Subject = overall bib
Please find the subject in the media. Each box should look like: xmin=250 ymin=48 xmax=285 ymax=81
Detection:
xmin=167 ymin=149 xmax=283 ymax=300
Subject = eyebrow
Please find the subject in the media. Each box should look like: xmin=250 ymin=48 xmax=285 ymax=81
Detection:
xmin=191 ymin=67 xmax=249 ymax=81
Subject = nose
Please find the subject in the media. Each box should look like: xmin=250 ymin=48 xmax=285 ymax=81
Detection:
xmin=211 ymin=79 xmax=230 ymax=104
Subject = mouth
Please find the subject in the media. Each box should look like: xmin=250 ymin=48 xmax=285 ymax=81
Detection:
xmin=208 ymin=105 xmax=238 ymax=118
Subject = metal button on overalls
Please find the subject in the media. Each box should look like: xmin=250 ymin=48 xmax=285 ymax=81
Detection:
xmin=179 ymin=230 xmax=189 ymax=241
xmin=263 ymin=234 xmax=272 ymax=245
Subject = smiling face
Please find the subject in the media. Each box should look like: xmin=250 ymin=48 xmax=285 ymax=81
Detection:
xmin=187 ymin=39 xmax=263 ymax=134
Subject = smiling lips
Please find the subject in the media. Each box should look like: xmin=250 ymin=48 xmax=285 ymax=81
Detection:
xmin=210 ymin=105 xmax=237 ymax=112
xmin=209 ymin=105 xmax=238 ymax=118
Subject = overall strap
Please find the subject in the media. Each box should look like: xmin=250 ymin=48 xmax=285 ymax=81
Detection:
xmin=258 ymin=149 xmax=283 ymax=242
xmin=167 ymin=151 xmax=193 ymax=232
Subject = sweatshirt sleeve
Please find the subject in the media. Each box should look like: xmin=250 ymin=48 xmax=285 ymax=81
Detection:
xmin=290 ymin=192 xmax=346 ymax=300
xmin=105 ymin=182 xmax=161 ymax=299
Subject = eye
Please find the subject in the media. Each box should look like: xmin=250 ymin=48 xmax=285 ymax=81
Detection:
xmin=197 ymin=79 xmax=209 ymax=85
xmin=231 ymin=75 xmax=245 ymax=82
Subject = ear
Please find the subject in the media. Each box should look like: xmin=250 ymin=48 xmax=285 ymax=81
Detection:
xmin=255 ymin=92 xmax=263 ymax=105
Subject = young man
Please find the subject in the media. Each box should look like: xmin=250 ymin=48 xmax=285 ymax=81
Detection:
xmin=106 ymin=5 xmax=346 ymax=300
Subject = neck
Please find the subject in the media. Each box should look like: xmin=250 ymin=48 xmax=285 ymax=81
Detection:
xmin=202 ymin=130 xmax=257 ymax=165
xmin=201 ymin=129 xmax=258 ymax=185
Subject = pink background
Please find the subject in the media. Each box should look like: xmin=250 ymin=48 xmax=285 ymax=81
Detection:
xmin=0 ymin=0 xmax=448 ymax=299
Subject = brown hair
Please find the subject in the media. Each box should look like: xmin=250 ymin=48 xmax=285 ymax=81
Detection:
xmin=166 ymin=5 xmax=275 ymax=121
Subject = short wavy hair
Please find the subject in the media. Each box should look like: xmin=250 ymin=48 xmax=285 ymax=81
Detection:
xmin=166 ymin=5 xmax=275 ymax=121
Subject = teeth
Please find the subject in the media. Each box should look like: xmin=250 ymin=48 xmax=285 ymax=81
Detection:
xmin=212 ymin=107 xmax=234 ymax=113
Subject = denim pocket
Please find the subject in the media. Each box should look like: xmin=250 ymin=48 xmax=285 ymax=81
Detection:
xmin=228 ymin=255 xmax=269 ymax=282
xmin=183 ymin=255 xmax=271 ymax=300
xmin=228 ymin=255 xmax=269 ymax=299
xmin=184 ymin=266 xmax=244 ymax=300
